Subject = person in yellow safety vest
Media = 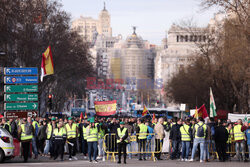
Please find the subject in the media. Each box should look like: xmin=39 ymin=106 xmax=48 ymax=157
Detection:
xmin=2 ymin=118 xmax=11 ymax=133
xmin=226 ymin=123 xmax=233 ymax=159
xmin=86 ymin=118 xmax=99 ymax=163
xmin=52 ymin=121 xmax=67 ymax=161
xmin=180 ymin=119 xmax=192 ymax=161
xmin=189 ymin=117 xmax=207 ymax=162
xmin=18 ymin=117 xmax=34 ymax=163
xmin=81 ymin=119 xmax=89 ymax=159
xmin=233 ymin=119 xmax=246 ymax=162
xmin=32 ymin=118 xmax=39 ymax=159
xmin=116 ymin=121 xmax=128 ymax=164
xmin=65 ymin=117 xmax=78 ymax=161
xmin=136 ymin=118 xmax=149 ymax=161
xmin=97 ymin=123 xmax=105 ymax=161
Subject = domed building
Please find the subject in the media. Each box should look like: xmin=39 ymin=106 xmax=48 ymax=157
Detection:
xmin=109 ymin=27 xmax=155 ymax=85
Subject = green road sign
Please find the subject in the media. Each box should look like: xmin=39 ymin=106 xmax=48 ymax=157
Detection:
xmin=4 ymin=85 xmax=38 ymax=93
xmin=4 ymin=94 xmax=38 ymax=102
xmin=4 ymin=102 xmax=38 ymax=110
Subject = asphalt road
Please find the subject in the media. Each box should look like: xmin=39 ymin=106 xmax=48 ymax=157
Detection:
xmin=2 ymin=154 xmax=250 ymax=167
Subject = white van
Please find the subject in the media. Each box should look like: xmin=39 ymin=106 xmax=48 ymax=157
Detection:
xmin=0 ymin=127 xmax=14 ymax=162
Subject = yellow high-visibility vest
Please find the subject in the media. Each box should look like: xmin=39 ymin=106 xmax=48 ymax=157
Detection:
xmin=47 ymin=124 xmax=52 ymax=139
xmin=117 ymin=128 xmax=128 ymax=143
xmin=65 ymin=123 xmax=77 ymax=139
xmin=180 ymin=124 xmax=191 ymax=141
xmin=233 ymin=125 xmax=244 ymax=141
xmin=87 ymin=126 xmax=98 ymax=142
xmin=194 ymin=122 xmax=207 ymax=139
xmin=82 ymin=126 xmax=87 ymax=140
xmin=138 ymin=124 xmax=147 ymax=139
xmin=21 ymin=124 xmax=33 ymax=141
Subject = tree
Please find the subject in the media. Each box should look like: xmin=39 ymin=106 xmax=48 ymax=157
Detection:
xmin=166 ymin=2 xmax=249 ymax=113
xmin=0 ymin=0 xmax=94 ymax=115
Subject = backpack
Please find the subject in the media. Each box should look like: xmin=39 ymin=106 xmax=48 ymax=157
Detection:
xmin=196 ymin=123 xmax=205 ymax=137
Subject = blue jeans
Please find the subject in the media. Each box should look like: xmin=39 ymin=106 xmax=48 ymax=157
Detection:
xmin=191 ymin=138 xmax=205 ymax=160
xmin=171 ymin=140 xmax=181 ymax=159
xmin=146 ymin=140 xmax=152 ymax=158
xmin=98 ymin=139 xmax=104 ymax=157
xmin=32 ymin=137 xmax=38 ymax=156
xmin=181 ymin=141 xmax=190 ymax=159
xmin=43 ymin=139 xmax=50 ymax=154
xmin=204 ymin=140 xmax=210 ymax=160
xmin=82 ymin=139 xmax=88 ymax=155
xmin=88 ymin=141 xmax=98 ymax=161
xmin=127 ymin=143 xmax=132 ymax=159
xmin=235 ymin=141 xmax=246 ymax=160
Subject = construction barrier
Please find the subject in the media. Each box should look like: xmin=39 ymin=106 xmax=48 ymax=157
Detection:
xmin=103 ymin=133 xmax=163 ymax=162
xmin=208 ymin=140 xmax=249 ymax=159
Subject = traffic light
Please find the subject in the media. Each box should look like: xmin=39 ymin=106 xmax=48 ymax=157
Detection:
xmin=48 ymin=94 xmax=52 ymax=111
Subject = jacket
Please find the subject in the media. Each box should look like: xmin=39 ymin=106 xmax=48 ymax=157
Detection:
xmin=214 ymin=125 xmax=228 ymax=143
xmin=245 ymin=127 xmax=250 ymax=145
xmin=170 ymin=123 xmax=181 ymax=141
xmin=154 ymin=123 xmax=165 ymax=139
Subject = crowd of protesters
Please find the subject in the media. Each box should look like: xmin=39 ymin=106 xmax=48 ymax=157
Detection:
xmin=0 ymin=115 xmax=250 ymax=163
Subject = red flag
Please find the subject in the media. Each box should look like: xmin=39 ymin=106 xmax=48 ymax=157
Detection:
xmin=84 ymin=112 xmax=87 ymax=119
xmin=193 ymin=104 xmax=208 ymax=119
xmin=153 ymin=113 xmax=155 ymax=120
xmin=79 ymin=112 xmax=83 ymax=123
xmin=198 ymin=104 xmax=209 ymax=119
xmin=142 ymin=105 xmax=148 ymax=116
xmin=41 ymin=46 xmax=54 ymax=82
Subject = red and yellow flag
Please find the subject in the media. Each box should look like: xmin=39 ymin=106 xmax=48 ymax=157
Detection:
xmin=142 ymin=105 xmax=148 ymax=116
xmin=41 ymin=46 xmax=54 ymax=81
xmin=79 ymin=112 xmax=83 ymax=123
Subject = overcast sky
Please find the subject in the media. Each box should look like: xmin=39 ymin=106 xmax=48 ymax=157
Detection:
xmin=60 ymin=0 xmax=218 ymax=45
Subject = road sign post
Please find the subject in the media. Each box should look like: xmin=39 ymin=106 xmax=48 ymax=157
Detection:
xmin=4 ymin=94 xmax=38 ymax=102
xmin=3 ymin=67 xmax=39 ymax=117
xmin=4 ymin=67 xmax=38 ymax=75
xmin=4 ymin=76 xmax=38 ymax=84
xmin=4 ymin=85 xmax=38 ymax=93
xmin=4 ymin=111 xmax=37 ymax=119
xmin=4 ymin=102 xmax=38 ymax=110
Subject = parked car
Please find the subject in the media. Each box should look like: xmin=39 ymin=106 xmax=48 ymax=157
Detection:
xmin=0 ymin=127 xmax=14 ymax=162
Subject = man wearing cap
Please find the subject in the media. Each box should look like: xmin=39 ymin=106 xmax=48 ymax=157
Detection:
xmin=18 ymin=117 xmax=35 ymax=162
xmin=86 ymin=117 xmax=99 ymax=163
xmin=52 ymin=121 xmax=67 ymax=161
xmin=65 ymin=117 xmax=78 ymax=161
xmin=116 ymin=121 xmax=128 ymax=164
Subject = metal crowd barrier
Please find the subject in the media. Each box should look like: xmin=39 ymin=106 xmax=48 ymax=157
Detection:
xmin=103 ymin=133 xmax=163 ymax=162
xmin=209 ymin=140 xmax=249 ymax=159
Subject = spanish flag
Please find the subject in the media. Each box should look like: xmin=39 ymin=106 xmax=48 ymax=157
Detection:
xmin=41 ymin=46 xmax=54 ymax=82
xmin=142 ymin=105 xmax=148 ymax=116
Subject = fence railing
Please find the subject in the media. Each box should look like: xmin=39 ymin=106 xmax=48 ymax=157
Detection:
xmin=103 ymin=133 xmax=163 ymax=162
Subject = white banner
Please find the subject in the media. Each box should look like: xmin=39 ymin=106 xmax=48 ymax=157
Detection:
xmin=228 ymin=113 xmax=250 ymax=122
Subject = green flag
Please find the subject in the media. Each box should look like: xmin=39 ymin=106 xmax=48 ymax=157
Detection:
xmin=210 ymin=87 xmax=217 ymax=117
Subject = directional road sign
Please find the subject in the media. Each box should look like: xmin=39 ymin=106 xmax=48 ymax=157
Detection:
xmin=4 ymin=111 xmax=37 ymax=119
xmin=4 ymin=94 xmax=38 ymax=102
xmin=4 ymin=85 xmax=38 ymax=93
xmin=4 ymin=67 xmax=38 ymax=75
xmin=4 ymin=76 xmax=38 ymax=84
xmin=4 ymin=102 xmax=38 ymax=110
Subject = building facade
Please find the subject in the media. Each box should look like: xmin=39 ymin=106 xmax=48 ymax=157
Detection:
xmin=71 ymin=4 xmax=112 ymax=43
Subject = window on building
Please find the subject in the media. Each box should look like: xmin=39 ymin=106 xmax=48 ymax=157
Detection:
xmin=176 ymin=35 xmax=179 ymax=42
xmin=180 ymin=35 xmax=184 ymax=42
xmin=190 ymin=35 xmax=193 ymax=42
xmin=185 ymin=35 xmax=188 ymax=42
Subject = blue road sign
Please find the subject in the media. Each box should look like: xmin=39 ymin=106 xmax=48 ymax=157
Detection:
xmin=4 ymin=67 xmax=38 ymax=75
xmin=4 ymin=76 xmax=38 ymax=84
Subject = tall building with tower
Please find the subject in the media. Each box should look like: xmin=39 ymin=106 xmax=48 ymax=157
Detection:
xmin=71 ymin=2 xmax=112 ymax=43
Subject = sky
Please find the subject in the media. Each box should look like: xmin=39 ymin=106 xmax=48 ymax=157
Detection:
xmin=60 ymin=0 xmax=218 ymax=45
